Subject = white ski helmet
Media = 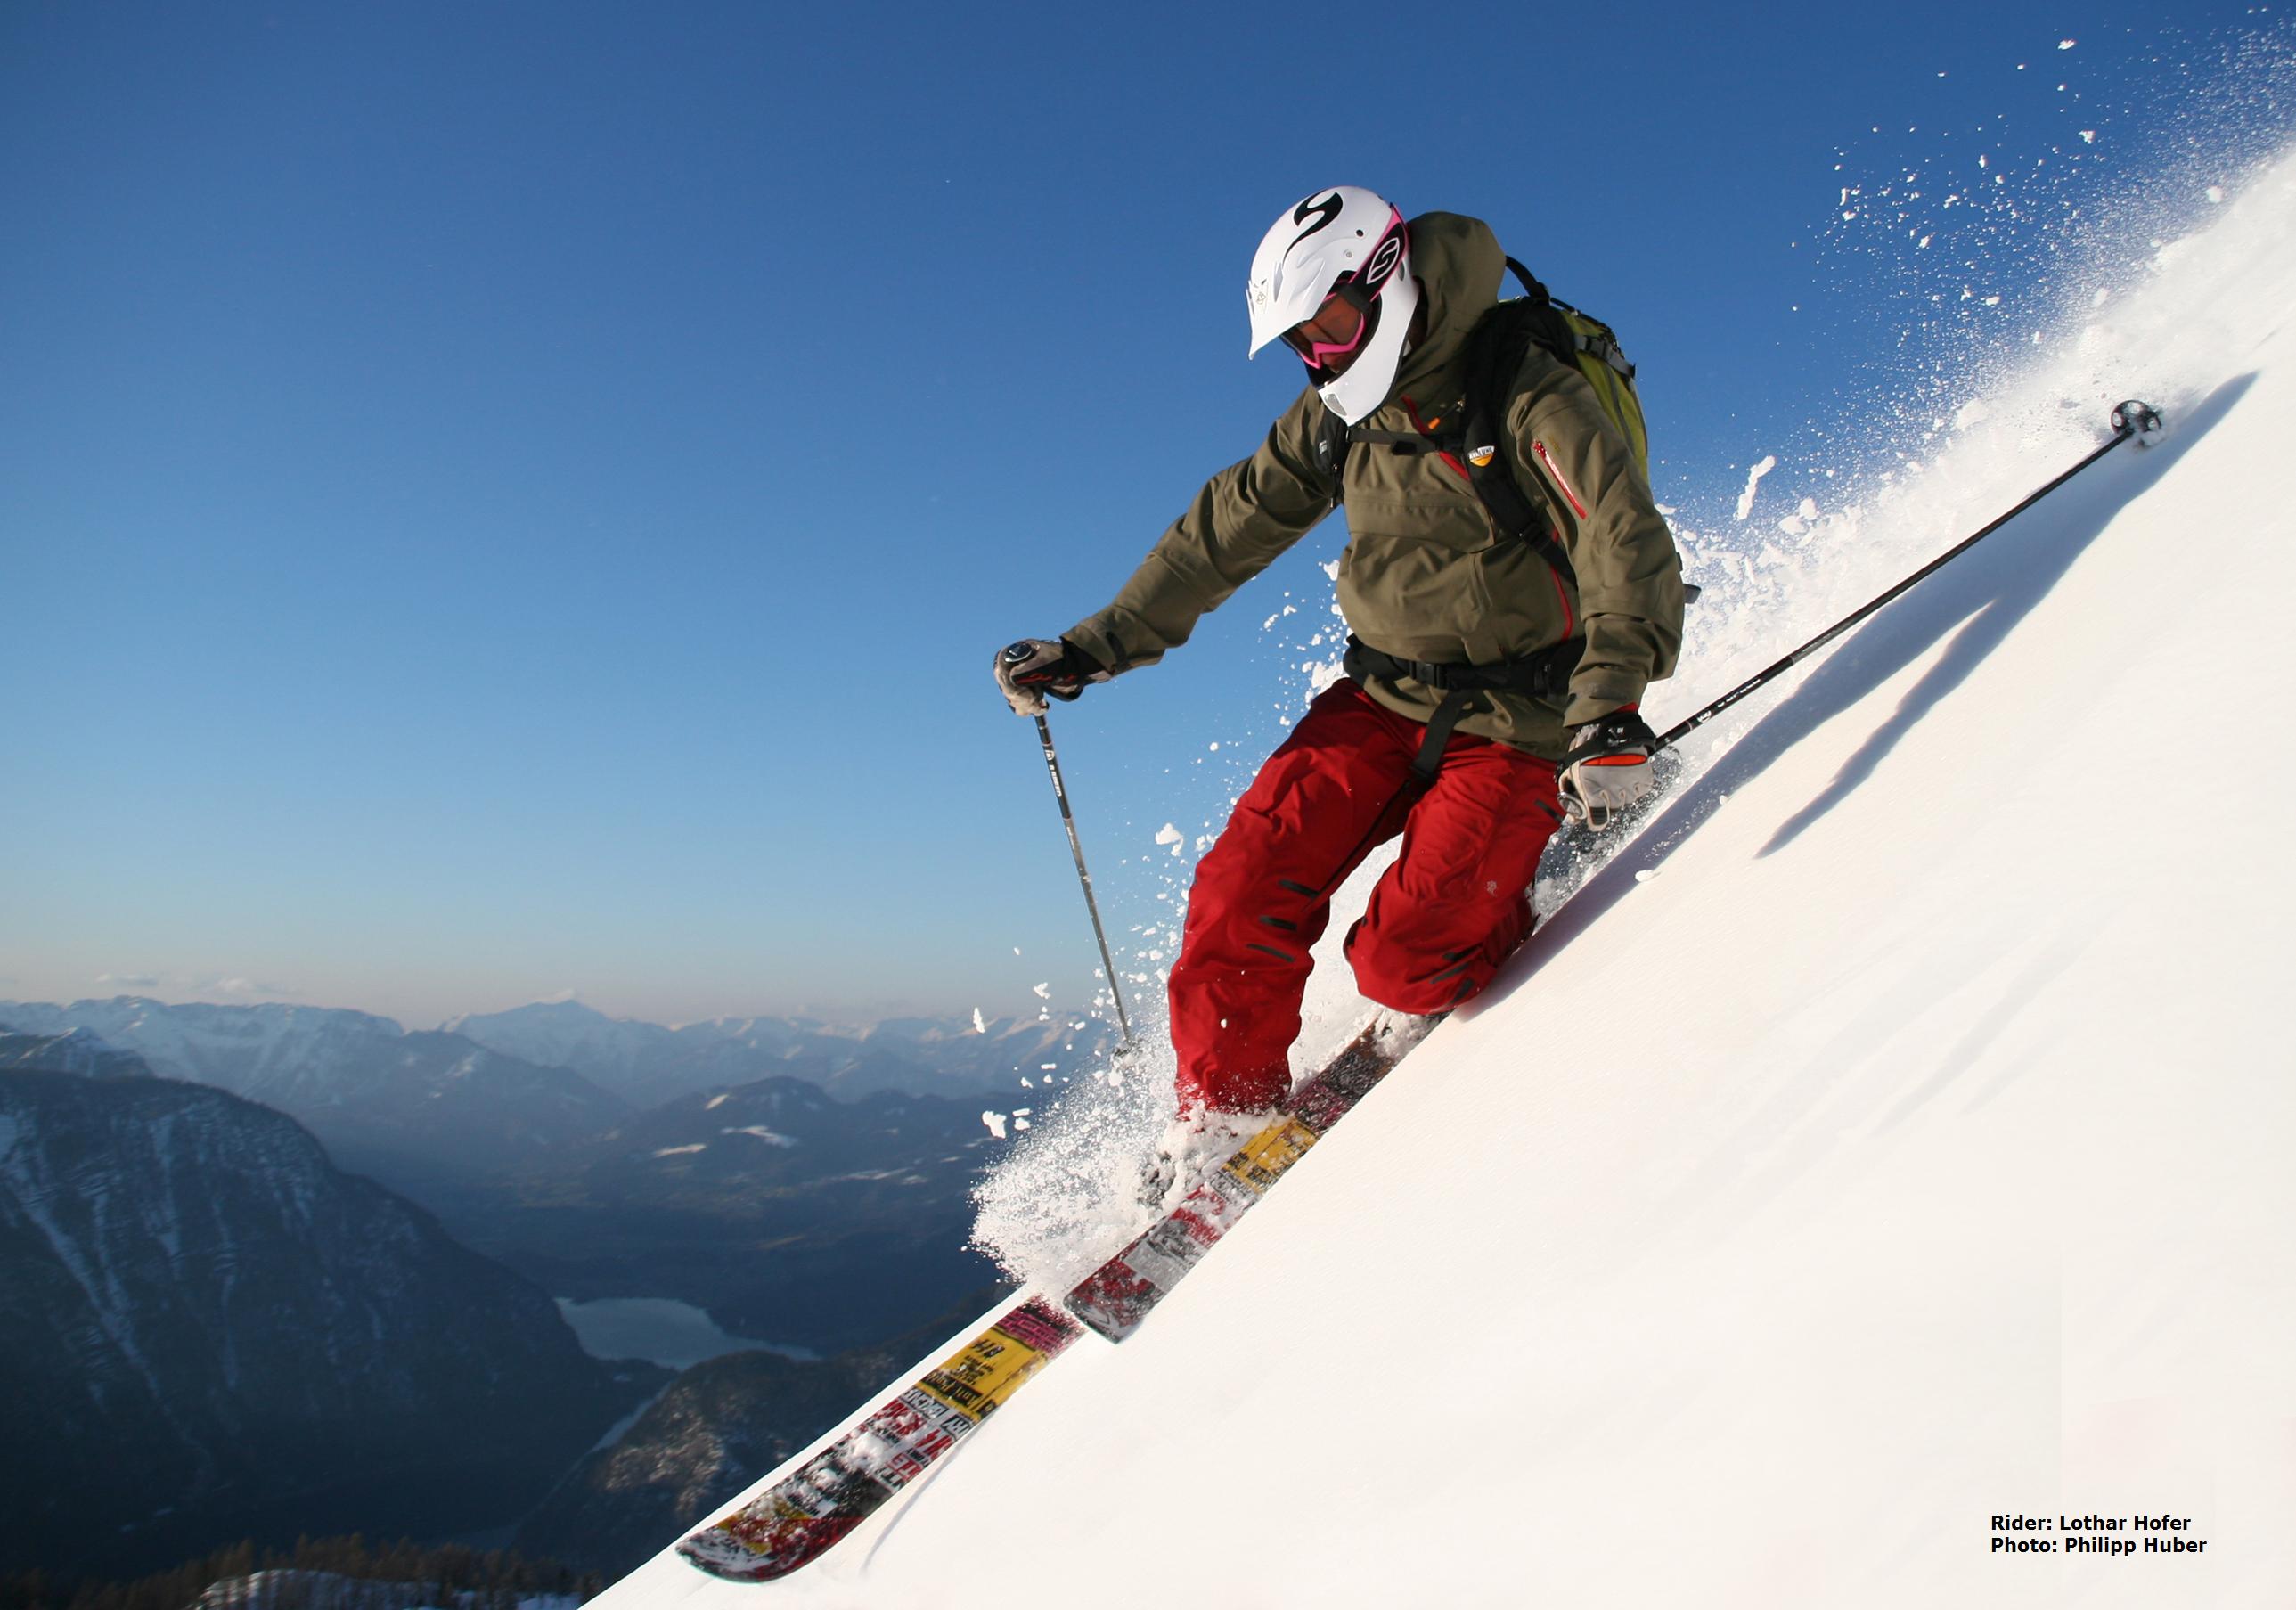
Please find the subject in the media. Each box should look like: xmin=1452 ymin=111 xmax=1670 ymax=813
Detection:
xmin=1246 ymin=185 xmax=1419 ymax=425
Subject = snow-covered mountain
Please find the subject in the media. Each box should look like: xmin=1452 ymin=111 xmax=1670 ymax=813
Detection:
xmin=442 ymin=998 xmax=1110 ymax=1106
xmin=588 ymin=143 xmax=2296 ymax=1610
xmin=0 ymin=997 xmax=410 ymax=1091
xmin=438 ymin=1001 xmax=699 ymax=1097
xmin=0 ymin=998 xmax=1107 ymax=1138
xmin=0 ymin=1028 xmax=155 ymax=1081
xmin=0 ymin=1000 xmax=1030 ymax=1364
xmin=0 ymin=998 xmax=632 ymax=1189
xmin=0 ymin=1058 xmax=663 ymax=1577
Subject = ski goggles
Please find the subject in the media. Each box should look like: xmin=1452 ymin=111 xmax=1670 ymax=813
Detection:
xmin=1281 ymin=290 xmax=1374 ymax=373
xmin=1278 ymin=208 xmax=1408 ymax=375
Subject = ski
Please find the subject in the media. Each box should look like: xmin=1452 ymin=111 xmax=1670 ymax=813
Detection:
xmin=1064 ymin=1010 xmax=1440 ymax=1342
xmin=677 ymin=1294 xmax=1083 ymax=1582
xmin=676 ymin=1009 xmax=1438 ymax=1581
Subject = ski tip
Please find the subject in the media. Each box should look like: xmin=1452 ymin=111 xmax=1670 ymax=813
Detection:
xmin=676 ymin=1531 xmax=805 ymax=1583
xmin=678 ymin=1508 xmax=862 ymax=1582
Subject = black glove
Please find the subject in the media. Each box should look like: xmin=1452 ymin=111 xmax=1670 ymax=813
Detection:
xmin=993 ymin=638 xmax=1110 ymax=716
xmin=1559 ymin=708 xmax=1659 ymax=830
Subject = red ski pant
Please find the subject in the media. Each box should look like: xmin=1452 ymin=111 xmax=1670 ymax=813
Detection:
xmin=1167 ymin=679 xmax=1563 ymax=1114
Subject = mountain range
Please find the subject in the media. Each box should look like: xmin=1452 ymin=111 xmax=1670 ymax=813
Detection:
xmin=440 ymin=998 xmax=1113 ymax=1106
xmin=0 ymin=1037 xmax=664 ymax=1577
xmin=0 ymin=996 xmax=1063 ymax=1574
xmin=0 ymin=995 xmax=1109 ymax=1111
xmin=0 ymin=998 xmax=1042 ymax=1361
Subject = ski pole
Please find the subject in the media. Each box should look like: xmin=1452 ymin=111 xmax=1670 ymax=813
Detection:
xmin=1017 ymin=700 xmax=1134 ymax=1044
xmin=1657 ymin=398 xmax=2162 ymax=753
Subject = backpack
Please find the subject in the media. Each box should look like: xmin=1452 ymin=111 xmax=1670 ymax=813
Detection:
xmin=1314 ymin=256 xmax=1648 ymax=587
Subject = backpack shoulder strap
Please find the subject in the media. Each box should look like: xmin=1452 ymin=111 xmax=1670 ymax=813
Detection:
xmin=1458 ymin=298 xmax=1579 ymax=586
xmin=1504 ymin=256 xmax=1550 ymax=301
xmin=1313 ymin=405 xmax=1350 ymax=492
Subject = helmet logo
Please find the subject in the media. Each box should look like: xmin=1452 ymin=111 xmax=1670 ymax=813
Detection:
xmin=1468 ymin=445 xmax=1497 ymax=467
xmin=1366 ymin=234 xmax=1403 ymax=286
xmin=1288 ymin=192 xmax=1344 ymax=252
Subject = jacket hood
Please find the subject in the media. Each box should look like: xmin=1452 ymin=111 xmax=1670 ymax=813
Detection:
xmin=1388 ymin=211 xmax=1506 ymax=404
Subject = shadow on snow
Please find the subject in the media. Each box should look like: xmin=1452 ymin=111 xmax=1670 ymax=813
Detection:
xmin=1475 ymin=371 xmax=2256 ymax=1020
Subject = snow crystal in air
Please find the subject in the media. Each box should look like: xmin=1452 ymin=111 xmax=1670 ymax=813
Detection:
xmin=1032 ymin=981 xmax=1050 ymax=999
xmin=1777 ymin=493 xmax=1825 ymax=538
xmin=2057 ymin=37 xmax=2075 ymax=50
xmin=1733 ymin=456 xmax=1777 ymax=521
xmin=972 ymin=1027 xmax=1181 ymax=1292
xmin=1156 ymin=822 xmax=1186 ymax=857
xmin=971 ymin=1007 xmax=986 ymax=1034
xmin=980 ymin=1111 xmax=1009 ymax=1140
xmin=2206 ymin=186 xmax=2226 ymax=204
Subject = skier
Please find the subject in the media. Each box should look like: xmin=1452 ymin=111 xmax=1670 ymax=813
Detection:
xmin=995 ymin=186 xmax=1685 ymax=1180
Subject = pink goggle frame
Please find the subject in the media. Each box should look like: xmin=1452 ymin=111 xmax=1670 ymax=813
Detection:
xmin=1280 ymin=208 xmax=1407 ymax=374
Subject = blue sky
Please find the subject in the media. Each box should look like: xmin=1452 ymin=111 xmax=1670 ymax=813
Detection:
xmin=3 ymin=1 xmax=2285 ymax=1028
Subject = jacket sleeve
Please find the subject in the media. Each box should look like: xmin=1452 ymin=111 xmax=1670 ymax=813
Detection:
xmin=1507 ymin=361 xmax=1686 ymax=726
xmin=1066 ymin=388 xmax=1338 ymax=674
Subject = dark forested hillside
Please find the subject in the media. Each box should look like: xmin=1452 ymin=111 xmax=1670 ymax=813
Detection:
xmin=0 ymin=1068 xmax=665 ymax=1576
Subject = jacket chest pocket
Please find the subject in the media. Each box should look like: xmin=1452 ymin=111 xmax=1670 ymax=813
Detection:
xmin=1341 ymin=446 xmax=1494 ymax=553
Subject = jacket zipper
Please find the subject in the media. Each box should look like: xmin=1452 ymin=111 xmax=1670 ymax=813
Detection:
xmin=1532 ymin=440 xmax=1589 ymax=519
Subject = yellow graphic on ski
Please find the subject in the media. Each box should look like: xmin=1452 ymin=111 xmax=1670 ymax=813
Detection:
xmin=677 ymin=1296 xmax=1080 ymax=1581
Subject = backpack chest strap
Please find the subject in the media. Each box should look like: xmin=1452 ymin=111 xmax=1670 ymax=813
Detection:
xmin=1343 ymin=633 xmax=1581 ymax=698
xmin=1344 ymin=633 xmax=1584 ymax=783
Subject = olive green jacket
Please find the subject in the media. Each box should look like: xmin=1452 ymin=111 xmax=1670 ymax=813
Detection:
xmin=1066 ymin=212 xmax=1685 ymax=761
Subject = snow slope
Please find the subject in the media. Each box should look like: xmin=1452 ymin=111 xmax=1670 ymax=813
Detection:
xmin=595 ymin=148 xmax=2296 ymax=1607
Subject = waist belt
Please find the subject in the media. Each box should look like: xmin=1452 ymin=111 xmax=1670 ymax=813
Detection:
xmin=1343 ymin=634 xmax=1584 ymax=784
